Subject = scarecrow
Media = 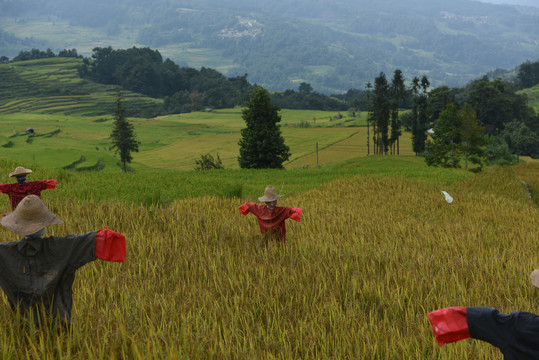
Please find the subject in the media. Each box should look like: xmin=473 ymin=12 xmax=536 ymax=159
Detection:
xmin=238 ymin=185 xmax=302 ymax=244
xmin=427 ymin=270 xmax=539 ymax=359
xmin=0 ymin=166 xmax=57 ymax=210
xmin=0 ymin=195 xmax=126 ymax=325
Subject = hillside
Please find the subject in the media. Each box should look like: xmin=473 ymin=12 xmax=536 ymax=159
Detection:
xmin=0 ymin=58 xmax=162 ymax=117
xmin=2 ymin=57 xmax=538 ymax=171
xmin=1 ymin=0 xmax=538 ymax=93
xmin=0 ymin=58 xmax=401 ymax=172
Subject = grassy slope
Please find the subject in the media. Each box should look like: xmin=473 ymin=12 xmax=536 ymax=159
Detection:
xmin=0 ymin=108 xmax=390 ymax=171
xmin=0 ymin=59 xmax=415 ymax=171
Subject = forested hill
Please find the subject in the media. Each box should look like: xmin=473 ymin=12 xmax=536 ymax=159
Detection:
xmin=1 ymin=0 xmax=538 ymax=94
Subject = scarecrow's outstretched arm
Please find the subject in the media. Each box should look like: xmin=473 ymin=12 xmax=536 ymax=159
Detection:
xmin=289 ymin=207 xmax=302 ymax=222
xmin=44 ymin=180 xmax=57 ymax=189
xmin=238 ymin=203 xmax=254 ymax=215
xmin=95 ymin=229 xmax=126 ymax=262
xmin=427 ymin=306 xmax=470 ymax=346
xmin=429 ymin=306 xmax=539 ymax=358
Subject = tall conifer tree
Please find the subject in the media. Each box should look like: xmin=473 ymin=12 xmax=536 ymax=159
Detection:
xmin=111 ymin=91 xmax=140 ymax=172
xmin=238 ymin=86 xmax=290 ymax=168
xmin=390 ymin=69 xmax=406 ymax=154
xmin=372 ymin=73 xmax=390 ymax=154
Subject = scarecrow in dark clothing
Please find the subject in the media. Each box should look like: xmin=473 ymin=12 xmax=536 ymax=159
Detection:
xmin=427 ymin=270 xmax=539 ymax=359
xmin=239 ymin=185 xmax=302 ymax=244
xmin=0 ymin=195 xmax=126 ymax=325
xmin=0 ymin=166 xmax=57 ymax=210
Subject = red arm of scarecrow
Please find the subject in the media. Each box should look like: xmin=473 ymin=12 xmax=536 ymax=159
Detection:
xmin=427 ymin=307 xmax=470 ymax=346
xmin=44 ymin=179 xmax=57 ymax=189
xmin=239 ymin=203 xmax=255 ymax=215
xmin=289 ymin=207 xmax=302 ymax=222
xmin=95 ymin=229 xmax=126 ymax=262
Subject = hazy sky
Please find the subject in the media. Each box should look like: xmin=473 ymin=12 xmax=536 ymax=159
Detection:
xmin=478 ymin=0 xmax=538 ymax=6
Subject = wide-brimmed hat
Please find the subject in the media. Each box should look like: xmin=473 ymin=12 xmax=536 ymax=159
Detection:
xmin=1 ymin=195 xmax=63 ymax=236
xmin=531 ymin=270 xmax=539 ymax=288
xmin=258 ymin=185 xmax=283 ymax=202
xmin=9 ymin=166 xmax=32 ymax=178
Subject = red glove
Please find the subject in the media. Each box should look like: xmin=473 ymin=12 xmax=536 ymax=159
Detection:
xmin=95 ymin=229 xmax=126 ymax=262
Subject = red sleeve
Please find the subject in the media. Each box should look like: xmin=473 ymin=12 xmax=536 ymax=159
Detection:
xmin=0 ymin=184 xmax=6 ymax=193
xmin=427 ymin=307 xmax=470 ymax=346
xmin=95 ymin=229 xmax=126 ymax=262
xmin=239 ymin=203 xmax=253 ymax=215
xmin=289 ymin=207 xmax=302 ymax=222
xmin=45 ymin=179 xmax=57 ymax=189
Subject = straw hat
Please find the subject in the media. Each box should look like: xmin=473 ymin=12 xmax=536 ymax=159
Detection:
xmin=258 ymin=185 xmax=283 ymax=202
xmin=1 ymin=195 xmax=63 ymax=236
xmin=531 ymin=270 xmax=539 ymax=288
xmin=9 ymin=166 xmax=32 ymax=177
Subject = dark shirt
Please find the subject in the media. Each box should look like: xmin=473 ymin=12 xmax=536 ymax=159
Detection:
xmin=467 ymin=306 xmax=539 ymax=360
xmin=0 ymin=232 xmax=97 ymax=323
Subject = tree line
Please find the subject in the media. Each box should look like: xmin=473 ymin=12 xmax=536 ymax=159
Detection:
xmin=363 ymin=69 xmax=539 ymax=167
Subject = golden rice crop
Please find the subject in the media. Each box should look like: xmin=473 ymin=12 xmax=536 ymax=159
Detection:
xmin=0 ymin=163 xmax=537 ymax=359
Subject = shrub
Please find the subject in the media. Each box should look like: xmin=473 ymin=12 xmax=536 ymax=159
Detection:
xmin=194 ymin=153 xmax=224 ymax=170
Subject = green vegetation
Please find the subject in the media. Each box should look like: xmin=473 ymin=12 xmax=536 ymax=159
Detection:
xmin=0 ymin=102 xmax=387 ymax=172
xmin=238 ymin=87 xmax=290 ymax=169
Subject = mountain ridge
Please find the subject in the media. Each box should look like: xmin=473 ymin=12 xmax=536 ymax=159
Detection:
xmin=1 ymin=0 xmax=538 ymax=94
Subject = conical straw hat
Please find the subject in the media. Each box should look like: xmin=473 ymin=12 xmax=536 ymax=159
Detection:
xmin=258 ymin=185 xmax=283 ymax=202
xmin=1 ymin=195 xmax=63 ymax=236
xmin=9 ymin=166 xmax=32 ymax=177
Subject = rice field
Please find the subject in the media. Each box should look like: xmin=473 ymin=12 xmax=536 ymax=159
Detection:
xmin=0 ymin=158 xmax=537 ymax=359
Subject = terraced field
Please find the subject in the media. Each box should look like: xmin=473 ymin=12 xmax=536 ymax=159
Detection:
xmin=0 ymin=58 xmax=162 ymax=116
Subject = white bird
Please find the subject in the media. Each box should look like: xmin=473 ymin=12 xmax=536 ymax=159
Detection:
xmin=441 ymin=191 xmax=453 ymax=203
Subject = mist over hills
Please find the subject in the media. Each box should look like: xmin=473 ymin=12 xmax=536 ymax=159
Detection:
xmin=1 ymin=0 xmax=538 ymax=94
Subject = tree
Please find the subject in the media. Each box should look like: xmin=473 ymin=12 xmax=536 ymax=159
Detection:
xmin=371 ymin=72 xmax=391 ymax=154
xmin=411 ymin=75 xmax=430 ymax=155
xmin=111 ymin=91 xmax=140 ymax=172
xmin=424 ymin=103 xmax=489 ymax=170
xmin=517 ymin=60 xmax=539 ymax=89
xmin=238 ymin=86 xmax=290 ymax=168
xmin=459 ymin=103 xmax=488 ymax=170
xmin=503 ymin=120 xmax=539 ymax=159
xmin=390 ymin=69 xmax=406 ymax=154
xmin=298 ymin=82 xmax=313 ymax=94
xmin=365 ymin=82 xmax=373 ymax=155
xmin=425 ymin=103 xmax=462 ymax=168
xmin=427 ymin=86 xmax=455 ymax=123
xmin=467 ymin=78 xmax=531 ymax=134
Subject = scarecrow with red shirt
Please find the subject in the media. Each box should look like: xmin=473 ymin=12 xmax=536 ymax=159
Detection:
xmin=0 ymin=195 xmax=126 ymax=325
xmin=427 ymin=270 xmax=539 ymax=359
xmin=0 ymin=166 xmax=57 ymax=210
xmin=238 ymin=185 xmax=302 ymax=244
